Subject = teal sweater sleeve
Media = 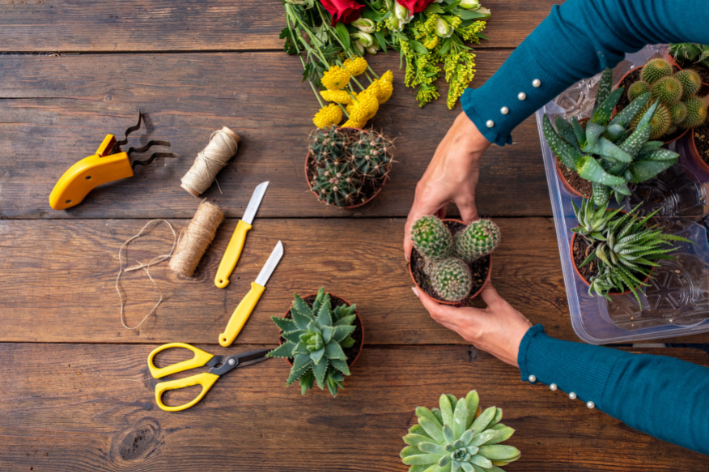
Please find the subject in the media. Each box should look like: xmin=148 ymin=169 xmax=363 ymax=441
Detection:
xmin=518 ymin=325 xmax=709 ymax=455
xmin=461 ymin=0 xmax=709 ymax=146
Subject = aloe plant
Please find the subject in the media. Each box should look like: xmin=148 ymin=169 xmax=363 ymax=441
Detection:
xmin=544 ymin=67 xmax=679 ymax=206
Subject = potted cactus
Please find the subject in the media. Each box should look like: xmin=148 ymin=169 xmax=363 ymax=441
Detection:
xmin=571 ymin=198 xmax=691 ymax=304
xmin=266 ymin=287 xmax=363 ymax=397
xmin=401 ymin=390 xmax=521 ymax=471
xmin=670 ymin=42 xmax=709 ymax=87
xmin=306 ymin=126 xmax=394 ymax=209
xmin=409 ymin=216 xmax=499 ymax=304
xmin=544 ymin=67 xmax=680 ymax=206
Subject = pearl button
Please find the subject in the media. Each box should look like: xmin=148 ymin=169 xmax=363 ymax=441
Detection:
xmin=569 ymin=392 xmax=577 ymax=400
xmin=486 ymin=120 xmax=495 ymax=128
xmin=587 ymin=401 xmax=595 ymax=409
xmin=532 ymin=79 xmax=541 ymax=87
xmin=549 ymin=383 xmax=557 ymax=391
xmin=518 ymin=92 xmax=527 ymax=101
xmin=528 ymin=375 xmax=536 ymax=383
xmin=500 ymin=106 xmax=509 ymax=115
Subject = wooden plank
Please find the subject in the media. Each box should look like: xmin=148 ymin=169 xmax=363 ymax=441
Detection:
xmin=3 ymin=217 xmax=709 ymax=345
xmin=0 ymin=50 xmax=551 ymax=219
xmin=0 ymin=0 xmax=558 ymax=52
xmin=0 ymin=343 xmax=705 ymax=471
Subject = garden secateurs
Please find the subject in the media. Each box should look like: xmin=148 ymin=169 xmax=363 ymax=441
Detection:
xmin=49 ymin=113 xmax=175 ymax=210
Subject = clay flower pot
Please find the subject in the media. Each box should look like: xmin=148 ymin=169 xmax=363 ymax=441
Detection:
xmin=305 ymin=127 xmax=389 ymax=210
xmin=556 ymin=157 xmax=591 ymax=198
xmin=685 ymin=127 xmax=709 ymax=174
xmin=408 ymin=219 xmax=492 ymax=306
xmin=279 ymin=292 xmax=364 ymax=369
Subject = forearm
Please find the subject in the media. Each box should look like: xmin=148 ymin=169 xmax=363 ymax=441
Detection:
xmin=518 ymin=325 xmax=709 ymax=455
xmin=463 ymin=0 xmax=709 ymax=146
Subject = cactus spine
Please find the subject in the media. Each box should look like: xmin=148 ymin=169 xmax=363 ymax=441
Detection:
xmin=649 ymin=103 xmax=673 ymax=139
xmin=641 ymin=58 xmax=673 ymax=84
xmin=675 ymin=69 xmax=702 ymax=99
xmin=454 ymin=219 xmax=501 ymax=262
xmin=651 ymin=76 xmax=683 ymax=105
xmin=429 ymin=258 xmax=473 ymax=302
xmin=411 ymin=215 xmax=454 ymax=261
xmin=669 ymin=102 xmax=688 ymax=124
xmin=627 ymin=81 xmax=650 ymax=101
xmin=682 ymin=96 xmax=709 ymax=128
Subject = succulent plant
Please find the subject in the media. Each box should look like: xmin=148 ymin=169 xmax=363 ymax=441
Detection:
xmin=669 ymin=102 xmax=688 ymax=124
xmin=267 ymin=287 xmax=358 ymax=397
xmin=401 ymin=391 xmax=520 ymax=472
xmin=627 ymin=80 xmax=650 ymax=101
xmin=308 ymin=127 xmax=393 ymax=207
xmin=411 ymin=215 xmax=454 ymax=261
xmin=650 ymin=76 xmax=683 ymax=105
xmin=429 ymin=258 xmax=473 ymax=302
xmin=675 ymin=69 xmax=702 ymax=99
xmin=573 ymin=199 xmax=692 ymax=304
xmin=682 ymin=96 xmax=709 ymax=128
xmin=543 ymin=67 xmax=679 ymax=206
xmin=670 ymin=42 xmax=709 ymax=71
xmin=641 ymin=58 xmax=673 ymax=84
xmin=454 ymin=219 xmax=501 ymax=262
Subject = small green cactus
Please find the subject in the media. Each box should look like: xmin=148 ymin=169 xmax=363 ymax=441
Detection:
xmin=675 ymin=69 xmax=702 ymax=99
xmin=411 ymin=215 xmax=454 ymax=261
xmin=649 ymin=103 xmax=672 ymax=139
xmin=669 ymin=102 xmax=688 ymax=124
xmin=429 ymin=258 xmax=473 ymax=302
xmin=641 ymin=58 xmax=673 ymax=84
xmin=454 ymin=219 xmax=500 ymax=262
xmin=682 ymin=96 xmax=708 ymax=128
xmin=650 ymin=76 xmax=683 ymax=105
xmin=627 ymin=80 xmax=650 ymax=101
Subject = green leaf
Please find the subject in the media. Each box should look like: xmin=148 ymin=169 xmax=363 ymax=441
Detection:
xmin=418 ymin=442 xmax=447 ymax=455
xmin=310 ymin=347 xmax=325 ymax=365
xmin=409 ymin=39 xmax=430 ymax=55
xmin=425 ymin=3 xmax=445 ymax=14
xmin=590 ymin=137 xmax=633 ymax=163
xmin=321 ymin=325 xmax=335 ymax=344
xmin=333 ymin=325 xmax=356 ymax=342
xmin=317 ymin=296 xmax=332 ymax=326
xmin=442 ymin=425 xmax=456 ymax=444
xmin=340 ymin=336 xmax=356 ymax=348
xmin=416 ymin=407 xmax=443 ymax=431
xmin=592 ymin=87 xmax=623 ymax=125
xmin=400 ymin=445 xmax=424 ymax=459
xmin=402 ymin=454 xmax=441 ymax=466
xmin=439 ymin=38 xmax=452 ymax=56
xmin=292 ymin=295 xmax=314 ymax=327
xmin=628 ymin=159 xmax=676 ymax=183
xmin=325 ymin=340 xmax=347 ymax=360
xmin=335 ymin=22 xmax=351 ymax=50
xmin=312 ymin=356 xmax=328 ymax=389
xmin=271 ymin=316 xmax=298 ymax=332
xmin=554 ymin=116 xmax=579 ymax=148
xmin=336 ymin=314 xmax=357 ymax=326
xmin=489 ymin=408 xmax=503 ymax=428
xmin=604 ymin=123 xmax=626 ymax=142
xmin=282 ymin=330 xmax=303 ymax=344
xmin=471 ymin=406 xmax=496 ymax=433
xmin=311 ymin=287 xmax=325 ymax=315
xmin=609 ymin=181 xmax=631 ymax=196
xmin=592 ymin=182 xmax=611 ymax=206
xmin=619 ymin=122 xmax=652 ymax=157
xmin=465 ymin=391 xmax=479 ymax=428
xmin=440 ymin=394 xmax=454 ymax=427
xmin=286 ymin=354 xmax=313 ymax=386
xmin=330 ymin=358 xmax=350 ymax=376
xmin=582 ymin=121 xmax=607 ymax=151
xmin=418 ymin=416 xmax=445 ymax=444
xmin=469 ymin=454 xmax=493 ymax=469
xmin=374 ymin=31 xmax=388 ymax=53
xmin=637 ymin=99 xmax=660 ymax=130
xmin=572 ymin=117 xmax=586 ymax=146
xmin=638 ymin=148 xmax=679 ymax=161
xmin=452 ymin=398 xmax=468 ymax=438
xmin=595 ymin=67 xmax=614 ymax=112
xmin=266 ymin=341 xmax=295 ymax=358
xmin=479 ymin=445 xmax=520 ymax=461
xmin=610 ymin=92 xmax=651 ymax=128
xmin=457 ymin=9 xmax=489 ymax=19
xmin=403 ymin=434 xmax=434 ymax=447
xmin=542 ymin=114 xmax=583 ymax=170
xmin=576 ymin=156 xmax=626 ymax=186
xmin=470 ymin=429 xmax=497 ymax=447
xmin=483 ymin=426 xmax=515 ymax=445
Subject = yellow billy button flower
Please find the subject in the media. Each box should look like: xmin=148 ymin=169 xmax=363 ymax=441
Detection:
xmin=366 ymin=79 xmax=394 ymax=104
xmin=313 ymin=103 xmax=343 ymax=129
xmin=341 ymin=118 xmax=366 ymax=129
xmin=381 ymin=70 xmax=394 ymax=84
xmin=343 ymin=56 xmax=368 ymax=76
xmin=321 ymin=65 xmax=351 ymax=91
xmin=320 ymin=89 xmax=353 ymax=104
xmin=349 ymin=91 xmax=379 ymax=122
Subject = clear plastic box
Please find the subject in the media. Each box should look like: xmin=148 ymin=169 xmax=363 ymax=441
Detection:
xmin=535 ymin=47 xmax=709 ymax=344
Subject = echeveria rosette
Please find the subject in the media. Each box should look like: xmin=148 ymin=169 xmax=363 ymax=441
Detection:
xmin=401 ymin=391 xmax=520 ymax=472
xmin=267 ymin=287 xmax=357 ymax=396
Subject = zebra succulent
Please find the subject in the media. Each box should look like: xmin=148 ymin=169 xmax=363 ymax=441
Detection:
xmin=454 ymin=219 xmax=501 ymax=262
xmin=401 ymin=391 xmax=520 ymax=472
xmin=267 ymin=287 xmax=358 ymax=397
xmin=544 ymin=67 xmax=679 ymax=206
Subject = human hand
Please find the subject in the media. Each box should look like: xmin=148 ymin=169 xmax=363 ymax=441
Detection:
xmin=413 ymin=283 xmax=533 ymax=367
xmin=404 ymin=112 xmax=491 ymax=260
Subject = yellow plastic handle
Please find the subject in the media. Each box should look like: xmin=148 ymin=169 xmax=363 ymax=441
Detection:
xmin=154 ymin=372 xmax=220 ymax=412
xmin=147 ymin=343 xmax=214 ymax=379
xmin=219 ymin=282 xmax=265 ymax=347
xmin=215 ymin=220 xmax=252 ymax=288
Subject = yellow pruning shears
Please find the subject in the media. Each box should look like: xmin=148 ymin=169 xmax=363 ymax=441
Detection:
xmin=147 ymin=343 xmax=269 ymax=412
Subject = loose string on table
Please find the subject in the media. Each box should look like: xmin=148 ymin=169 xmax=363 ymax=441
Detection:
xmin=180 ymin=127 xmax=240 ymax=197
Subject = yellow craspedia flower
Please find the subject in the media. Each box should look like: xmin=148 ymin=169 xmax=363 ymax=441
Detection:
xmin=313 ymin=103 xmax=343 ymax=129
xmin=341 ymin=118 xmax=366 ymax=129
xmin=381 ymin=70 xmax=394 ymax=84
xmin=365 ymin=79 xmax=394 ymax=104
xmin=321 ymin=65 xmax=351 ymax=91
xmin=349 ymin=91 xmax=379 ymax=122
xmin=343 ymin=57 xmax=368 ymax=76
xmin=320 ymin=89 xmax=354 ymax=105
xmin=346 ymin=92 xmax=359 ymax=113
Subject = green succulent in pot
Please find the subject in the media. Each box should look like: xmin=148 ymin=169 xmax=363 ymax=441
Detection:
xmin=401 ymin=390 xmax=520 ymax=472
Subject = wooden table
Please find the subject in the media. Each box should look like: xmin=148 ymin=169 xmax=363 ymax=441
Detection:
xmin=1 ymin=1 xmax=707 ymax=470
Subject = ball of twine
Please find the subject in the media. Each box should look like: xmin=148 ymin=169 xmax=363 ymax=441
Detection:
xmin=169 ymin=201 xmax=224 ymax=277
xmin=180 ymin=127 xmax=240 ymax=197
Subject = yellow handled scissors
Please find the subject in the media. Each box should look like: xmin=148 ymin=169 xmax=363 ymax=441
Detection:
xmin=147 ymin=343 xmax=269 ymax=412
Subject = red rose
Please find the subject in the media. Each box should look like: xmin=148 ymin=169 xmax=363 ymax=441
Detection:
xmin=396 ymin=0 xmax=435 ymax=14
xmin=319 ymin=0 xmax=364 ymax=25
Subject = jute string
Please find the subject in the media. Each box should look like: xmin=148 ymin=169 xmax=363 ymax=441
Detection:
xmin=180 ymin=127 xmax=240 ymax=197
xmin=169 ymin=200 xmax=224 ymax=277
xmin=116 ymin=220 xmax=178 ymax=330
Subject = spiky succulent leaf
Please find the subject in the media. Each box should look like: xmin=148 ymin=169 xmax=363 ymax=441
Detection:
xmin=543 ymin=115 xmax=583 ymax=170
xmin=595 ymin=67 xmax=614 ymax=112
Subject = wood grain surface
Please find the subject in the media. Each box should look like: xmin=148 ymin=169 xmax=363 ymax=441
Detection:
xmin=0 ymin=0 xmax=557 ymax=52
xmin=0 ymin=50 xmax=552 ymax=219
xmin=0 ymin=342 xmax=706 ymax=472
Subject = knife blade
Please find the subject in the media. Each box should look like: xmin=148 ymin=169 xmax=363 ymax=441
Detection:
xmin=214 ymin=181 xmax=269 ymax=289
xmin=219 ymin=241 xmax=284 ymax=347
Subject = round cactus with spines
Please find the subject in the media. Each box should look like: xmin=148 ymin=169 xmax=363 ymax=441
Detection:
xmin=411 ymin=216 xmax=454 ymax=261
xmin=627 ymin=80 xmax=650 ymax=101
xmin=675 ymin=69 xmax=702 ymax=99
xmin=454 ymin=219 xmax=500 ymax=262
xmin=648 ymin=103 xmax=673 ymax=139
xmin=681 ymin=96 xmax=708 ymax=128
xmin=429 ymin=258 xmax=473 ymax=302
xmin=651 ymin=76 xmax=683 ymax=105
xmin=669 ymin=102 xmax=688 ymax=124
xmin=640 ymin=58 xmax=673 ymax=84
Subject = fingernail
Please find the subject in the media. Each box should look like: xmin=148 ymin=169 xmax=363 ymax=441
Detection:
xmin=411 ymin=287 xmax=419 ymax=297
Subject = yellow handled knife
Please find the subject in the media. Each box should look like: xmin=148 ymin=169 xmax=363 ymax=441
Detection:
xmin=214 ymin=181 xmax=269 ymax=288
xmin=219 ymin=240 xmax=284 ymax=347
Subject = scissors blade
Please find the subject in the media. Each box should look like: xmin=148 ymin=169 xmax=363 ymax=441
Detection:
xmin=235 ymin=349 xmax=271 ymax=367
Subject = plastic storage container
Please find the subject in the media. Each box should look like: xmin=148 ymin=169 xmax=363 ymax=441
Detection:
xmin=535 ymin=46 xmax=709 ymax=344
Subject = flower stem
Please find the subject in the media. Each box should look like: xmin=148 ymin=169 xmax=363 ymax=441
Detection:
xmin=286 ymin=7 xmax=325 ymax=108
xmin=366 ymin=64 xmax=380 ymax=79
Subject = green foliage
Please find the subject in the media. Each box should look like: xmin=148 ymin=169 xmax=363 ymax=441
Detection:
xmin=401 ymin=391 xmax=520 ymax=472
xmin=650 ymin=76 xmax=682 ymax=105
xmin=682 ymin=96 xmax=709 ymax=128
xmin=266 ymin=287 xmax=358 ymax=397
xmin=670 ymin=42 xmax=709 ymax=70
xmin=675 ymin=69 xmax=702 ymax=99
xmin=430 ymin=258 xmax=473 ymax=302
xmin=640 ymin=58 xmax=673 ymax=84
xmin=411 ymin=215 xmax=454 ymax=261
xmin=308 ymin=127 xmax=393 ymax=207
xmin=454 ymin=219 xmax=500 ymax=262
xmin=572 ymin=200 xmax=692 ymax=305
xmin=627 ymin=80 xmax=650 ymax=101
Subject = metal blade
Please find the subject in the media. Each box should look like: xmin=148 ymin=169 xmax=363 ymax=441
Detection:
xmin=255 ymin=240 xmax=283 ymax=287
xmin=242 ymin=181 xmax=269 ymax=225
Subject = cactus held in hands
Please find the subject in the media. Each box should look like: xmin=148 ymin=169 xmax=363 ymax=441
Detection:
xmin=267 ymin=288 xmax=358 ymax=397
xmin=430 ymin=258 xmax=473 ymax=302
xmin=401 ymin=391 xmax=521 ymax=472
xmin=454 ymin=219 xmax=501 ymax=262
xmin=411 ymin=215 xmax=454 ymax=261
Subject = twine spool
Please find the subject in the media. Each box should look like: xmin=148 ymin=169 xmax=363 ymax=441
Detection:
xmin=180 ymin=127 xmax=241 ymax=197
xmin=169 ymin=201 xmax=224 ymax=277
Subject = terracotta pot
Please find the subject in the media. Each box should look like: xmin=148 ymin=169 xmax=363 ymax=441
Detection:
xmin=556 ymin=157 xmax=590 ymax=198
xmin=305 ymin=127 xmax=389 ymax=210
xmin=408 ymin=218 xmax=493 ymax=306
xmin=279 ymin=293 xmax=364 ymax=369
xmin=685 ymin=127 xmax=709 ymax=174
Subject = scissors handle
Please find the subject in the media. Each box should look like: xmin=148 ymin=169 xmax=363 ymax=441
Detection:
xmin=155 ymin=372 xmax=220 ymax=412
xmin=148 ymin=343 xmax=214 ymax=379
